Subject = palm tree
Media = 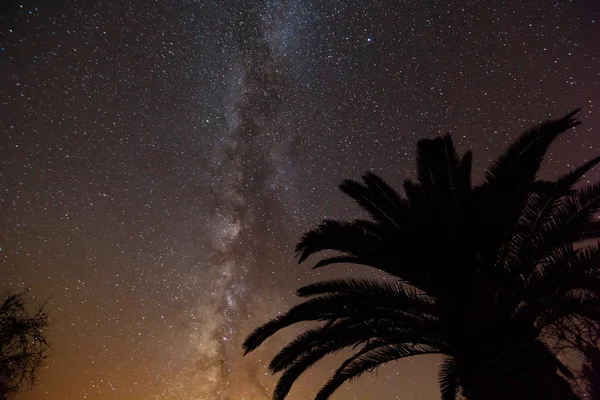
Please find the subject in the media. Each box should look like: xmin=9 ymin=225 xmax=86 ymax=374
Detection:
xmin=243 ymin=109 xmax=600 ymax=400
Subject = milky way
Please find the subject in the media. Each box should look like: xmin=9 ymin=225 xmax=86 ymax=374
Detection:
xmin=0 ymin=0 xmax=599 ymax=399
xmin=167 ymin=2 xmax=294 ymax=397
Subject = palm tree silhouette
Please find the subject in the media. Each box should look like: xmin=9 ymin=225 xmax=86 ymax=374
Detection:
xmin=243 ymin=109 xmax=600 ymax=400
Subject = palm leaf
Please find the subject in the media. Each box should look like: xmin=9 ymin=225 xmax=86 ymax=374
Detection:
xmin=338 ymin=173 xmax=408 ymax=229
xmin=471 ymin=110 xmax=581 ymax=270
xmin=295 ymin=220 xmax=383 ymax=264
xmin=483 ymin=109 xmax=580 ymax=188
xmin=310 ymin=254 xmax=371 ymax=270
xmin=269 ymin=317 xmax=441 ymax=374
xmin=242 ymin=291 xmax=437 ymax=354
xmin=271 ymin=326 xmax=444 ymax=400
xmin=314 ymin=343 xmax=440 ymax=400
xmin=535 ymin=291 xmax=600 ymax=330
xmin=530 ymin=183 xmax=600 ymax=253
xmin=296 ymin=277 xmax=425 ymax=299
xmin=526 ymin=244 xmax=600 ymax=301
xmin=439 ymin=356 xmax=461 ymax=400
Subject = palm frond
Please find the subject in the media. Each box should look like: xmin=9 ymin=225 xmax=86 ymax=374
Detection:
xmin=471 ymin=110 xmax=581 ymax=270
xmin=457 ymin=150 xmax=473 ymax=191
xmin=526 ymin=244 xmax=600 ymax=301
xmin=295 ymin=220 xmax=426 ymax=281
xmin=268 ymin=321 xmax=405 ymax=374
xmin=411 ymin=135 xmax=471 ymax=219
xmin=269 ymin=315 xmax=441 ymax=375
xmin=295 ymin=219 xmax=382 ymax=264
xmin=565 ymin=182 xmax=600 ymax=225
xmin=296 ymin=278 xmax=438 ymax=322
xmin=431 ymin=134 xmax=463 ymax=195
xmin=530 ymin=183 xmax=600 ymax=253
xmin=310 ymin=255 xmax=370 ymax=270
xmin=272 ymin=328 xmax=442 ymax=400
xmin=483 ymin=109 xmax=580 ymax=187
xmin=361 ymin=172 xmax=404 ymax=203
xmin=314 ymin=343 xmax=440 ymax=400
xmin=402 ymin=179 xmax=421 ymax=204
xmin=269 ymin=323 xmax=341 ymax=373
xmin=554 ymin=155 xmax=600 ymax=190
xmin=338 ymin=173 xmax=408 ymax=229
xmin=272 ymin=342 xmax=349 ymax=400
xmin=416 ymin=137 xmax=438 ymax=187
xmin=535 ymin=290 xmax=600 ymax=330
xmin=296 ymin=277 xmax=423 ymax=299
xmin=439 ymin=356 xmax=461 ymax=400
xmin=503 ymin=181 xmax=600 ymax=284
xmin=243 ymin=290 xmax=438 ymax=355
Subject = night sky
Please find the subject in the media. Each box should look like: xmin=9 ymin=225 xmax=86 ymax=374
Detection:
xmin=0 ymin=0 xmax=599 ymax=399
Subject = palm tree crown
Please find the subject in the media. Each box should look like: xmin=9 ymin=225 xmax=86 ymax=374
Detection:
xmin=243 ymin=109 xmax=600 ymax=400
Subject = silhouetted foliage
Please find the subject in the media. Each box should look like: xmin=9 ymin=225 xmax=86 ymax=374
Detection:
xmin=0 ymin=291 xmax=50 ymax=399
xmin=582 ymin=343 xmax=600 ymax=400
xmin=243 ymin=109 xmax=600 ymax=400
xmin=552 ymin=318 xmax=600 ymax=399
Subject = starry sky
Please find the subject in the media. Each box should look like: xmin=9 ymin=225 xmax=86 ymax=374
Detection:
xmin=0 ymin=0 xmax=599 ymax=399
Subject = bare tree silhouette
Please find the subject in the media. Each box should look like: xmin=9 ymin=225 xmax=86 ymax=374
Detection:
xmin=0 ymin=291 xmax=51 ymax=399
xmin=582 ymin=343 xmax=600 ymax=400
